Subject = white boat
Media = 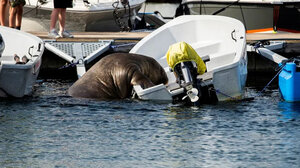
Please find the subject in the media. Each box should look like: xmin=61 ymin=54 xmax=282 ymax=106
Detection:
xmin=130 ymin=15 xmax=247 ymax=103
xmin=0 ymin=26 xmax=44 ymax=97
xmin=22 ymin=0 xmax=145 ymax=32
xmin=175 ymin=0 xmax=300 ymax=33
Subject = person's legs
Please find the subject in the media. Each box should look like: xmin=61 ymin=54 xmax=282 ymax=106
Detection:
xmin=50 ymin=8 xmax=59 ymax=30
xmin=9 ymin=6 xmax=16 ymax=28
xmin=58 ymin=8 xmax=73 ymax=38
xmin=48 ymin=8 xmax=60 ymax=38
xmin=58 ymin=8 xmax=65 ymax=32
xmin=0 ymin=0 xmax=8 ymax=26
xmin=15 ymin=5 xmax=23 ymax=29
xmin=50 ymin=0 xmax=73 ymax=38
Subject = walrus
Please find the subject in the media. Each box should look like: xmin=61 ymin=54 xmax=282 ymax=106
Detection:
xmin=68 ymin=53 xmax=168 ymax=99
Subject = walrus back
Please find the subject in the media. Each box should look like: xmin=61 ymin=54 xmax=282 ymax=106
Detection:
xmin=68 ymin=53 xmax=168 ymax=99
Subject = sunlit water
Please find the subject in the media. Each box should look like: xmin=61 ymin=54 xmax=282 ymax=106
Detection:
xmin=0 ymin=80 xmax=299 ymax=168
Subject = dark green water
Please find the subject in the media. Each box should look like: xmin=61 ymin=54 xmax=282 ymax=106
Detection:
xmin=0 ymin=80 xmax=299 ymax=168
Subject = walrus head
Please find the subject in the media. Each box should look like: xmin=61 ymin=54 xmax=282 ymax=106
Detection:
xmin=129 ymin=54 xmax=168 ymax=89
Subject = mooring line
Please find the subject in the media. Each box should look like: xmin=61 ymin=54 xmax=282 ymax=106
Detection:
xmin=258 ymin=64 xmax=286 ymax=97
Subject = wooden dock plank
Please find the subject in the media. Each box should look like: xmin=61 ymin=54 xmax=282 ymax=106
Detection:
xmin=27 ymin=31 xmax=300 ymax=43
xmin=246 ymin=33 xmax=300 ymax=43
xmin=27 ymin=31 xmax=151 ymax=42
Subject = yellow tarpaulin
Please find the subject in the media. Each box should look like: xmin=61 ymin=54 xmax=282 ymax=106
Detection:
xmin=166 ymin=41 xmax=206 ymax=75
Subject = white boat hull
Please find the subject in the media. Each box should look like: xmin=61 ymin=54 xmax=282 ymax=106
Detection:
xmin=130 ymin=15 xmax=247 ymax=101
xmin=0 ymin=26 xmax=44 ymax=97
xmin=180 ymin=0 xmax=300 ymax=33
xmin=23 ymin=0 xmax=145 ymax=32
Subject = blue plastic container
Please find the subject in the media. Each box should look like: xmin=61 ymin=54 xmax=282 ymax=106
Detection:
xmin=279 ymin=62 xmax=300 ymax=102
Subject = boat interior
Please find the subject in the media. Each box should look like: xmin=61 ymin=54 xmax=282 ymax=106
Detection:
xmin=0 ymin=28 xmax=43 ymax=66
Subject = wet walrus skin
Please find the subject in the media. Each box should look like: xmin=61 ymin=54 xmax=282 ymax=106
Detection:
xmin=68 ymin=53 xmax=168 ymax=99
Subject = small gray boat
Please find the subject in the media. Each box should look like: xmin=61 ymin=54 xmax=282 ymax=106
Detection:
xmin=0 ymin=26 xmax=44 ymax=97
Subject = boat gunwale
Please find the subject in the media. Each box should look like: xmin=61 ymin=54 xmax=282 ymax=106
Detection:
xmin=0 ymin=26 xmax=44 ymax=71
xmin=131 ymin=15 xmax=246 ymax=85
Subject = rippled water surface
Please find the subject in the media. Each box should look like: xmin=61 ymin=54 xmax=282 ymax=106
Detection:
xmin=0 ymin=80 xmax=299 ymax=168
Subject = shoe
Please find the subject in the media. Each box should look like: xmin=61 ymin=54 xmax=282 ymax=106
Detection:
xmin=14 ymin=54 xmax=20 ymax=62
xmin=48 ymin=29 xmax=60 ymax=39
xmin=59 ymin=30 xmax=74 ymax=38
xmin=22 ymin=56 xmax=28 ymax=64
xmin=14 ymin=54 xmax=26 ymax=64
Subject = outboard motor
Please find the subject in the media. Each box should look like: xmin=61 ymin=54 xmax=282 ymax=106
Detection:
xmin=173 ymin=61 xmax=201 ymax=105
xmin=166 ymin=42 xmax=218 ymax=106
xmin=0 ymin=34 xmax=4 ymax=57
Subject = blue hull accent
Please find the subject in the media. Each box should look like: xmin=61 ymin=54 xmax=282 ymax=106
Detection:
xmin=279 ymin=62 xmax=300 ymax=102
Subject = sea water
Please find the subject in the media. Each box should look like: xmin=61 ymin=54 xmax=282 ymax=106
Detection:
xmin=0 ymin=80 xmax=299 ymax=168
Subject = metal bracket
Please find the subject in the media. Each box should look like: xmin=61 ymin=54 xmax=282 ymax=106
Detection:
xmin=45 ymin=40 xmax=112 ymax=78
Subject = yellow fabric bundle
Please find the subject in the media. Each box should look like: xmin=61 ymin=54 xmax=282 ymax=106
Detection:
xmin=166 ymin=41 xmax=206 ymax=75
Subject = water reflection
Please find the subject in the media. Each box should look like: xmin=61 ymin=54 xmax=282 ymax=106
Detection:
xmin=278 ymin=102 xmax=300 ymax=121
xmin=0 ymin=81 xmax=300 ymax=167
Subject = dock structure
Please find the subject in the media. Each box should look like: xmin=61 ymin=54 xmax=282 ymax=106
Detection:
xmin=28 ymin=31 xmax=300 ymax=80
xmin=28 ymin=31 xmax=150 ymax=79
xmin=28 ymin=31 xmax=300 ymax=55
xmin=246 ymin=33 xmax=300 ymax=43
xmin=28 ymin=31 xmax=300 ymax=43
xmin=27 ymin=31 xmax=151 ymax=42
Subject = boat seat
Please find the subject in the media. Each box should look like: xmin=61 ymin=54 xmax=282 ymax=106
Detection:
xmin=198 ymin=71 xmax=213 ymax=81
xmin=0 ymin=60 xmax=16 ymax=65
xmin=206 ymin=52 xmax=236 ymax=71
xmin=0 ymin=55 xmax=14 ymax=61
xmin=190 ymin=41 xmax=221 ymax=56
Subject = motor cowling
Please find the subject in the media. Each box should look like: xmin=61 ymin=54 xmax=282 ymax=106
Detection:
xmin=166 ymin=42 xmax=205 ymax=105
